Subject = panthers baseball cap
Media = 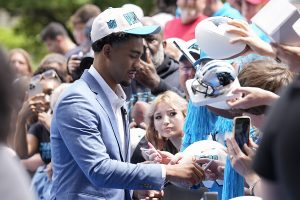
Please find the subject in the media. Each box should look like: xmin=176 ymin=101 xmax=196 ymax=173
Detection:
xmin=91 ymin=7 xmax=161 ymax=43
xmin=179 ymin=39 xmax=201 ymax=62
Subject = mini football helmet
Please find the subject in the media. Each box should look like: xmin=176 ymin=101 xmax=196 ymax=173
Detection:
xmin=172 ymin=140 xmax=227 ymax=189
xmin=192 ymin=60 xmax=237 ymax=97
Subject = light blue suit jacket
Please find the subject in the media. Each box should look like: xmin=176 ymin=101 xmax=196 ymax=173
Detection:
xmin=50 ymin=71 xmax=164 ymax=200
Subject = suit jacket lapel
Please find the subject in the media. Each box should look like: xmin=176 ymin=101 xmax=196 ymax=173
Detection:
xmin=81 ymin=70 xmax=125 ymax=161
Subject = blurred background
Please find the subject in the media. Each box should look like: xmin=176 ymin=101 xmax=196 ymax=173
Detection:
xmin=0 ymin=0 xmax=176 ymax=68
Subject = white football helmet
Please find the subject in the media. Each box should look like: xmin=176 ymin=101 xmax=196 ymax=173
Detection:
xmin=192 ymin=60 xmax=237 ymax=97
xmin=172 ymin=140 xmax=227 ymax=189
xmin=195 ymin=16 xmax=247 ymax=59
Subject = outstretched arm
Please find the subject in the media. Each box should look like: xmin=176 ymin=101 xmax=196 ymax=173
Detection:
xmin=55 ymin=93 xmax=205 ymax=190
xmin=227 ymin=87 xmax=279 ymax=110
xmin=226 ymin=20 xmax=276 ymax=58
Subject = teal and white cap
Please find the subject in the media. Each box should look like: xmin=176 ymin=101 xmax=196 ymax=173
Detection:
xmin=91 ymin=7 xmax=161 ymax=43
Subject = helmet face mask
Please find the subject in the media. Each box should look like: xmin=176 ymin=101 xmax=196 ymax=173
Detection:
xmin=191 ymin=60 xmax=236 ymax=97
xmin=191 ymin=78 xmax=215 ymax=97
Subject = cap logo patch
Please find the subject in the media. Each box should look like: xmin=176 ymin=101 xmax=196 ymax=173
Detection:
xmin=188 ymin=43 xmax=199 ymax=50
xmin=123 ymin=12 xmax=139 ymax=25
xmin=107 ymin=19 xmax=117 ymax=29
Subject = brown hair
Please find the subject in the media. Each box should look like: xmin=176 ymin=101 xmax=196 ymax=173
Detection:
xmin=35 ymin=53 xmax=69 ymax=82
xmin=238 ymin=60 xmax=295 ymax=114
xmin=70 ymin=4 xmax=101 ymax=25
xmin=145 ymin=91 xmax=187 ymax=150
xmin=8 ymin=48 xmax=33 ymax=74
xmin=38 ymin=53 xmax=67 ymax=69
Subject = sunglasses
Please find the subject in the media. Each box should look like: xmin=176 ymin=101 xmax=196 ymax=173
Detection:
xmin=31 ymin=69 xmax=62 ymax=83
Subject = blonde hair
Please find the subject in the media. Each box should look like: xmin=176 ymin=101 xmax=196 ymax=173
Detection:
xmin=145 ymin=91 xmax=187 ymax=150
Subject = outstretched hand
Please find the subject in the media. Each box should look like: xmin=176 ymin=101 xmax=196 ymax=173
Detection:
xmin=197 ymin=158 xmax=225 ymax=180
xmin=226 ymin=20 xmax=275 ymax=57
xmin=271 ymin=43 xmax=300 ymax=72
xmin=165 ymin=160 xmax=205 ymax=187
xmin=227 ymin=87 xmax=279 ymax=109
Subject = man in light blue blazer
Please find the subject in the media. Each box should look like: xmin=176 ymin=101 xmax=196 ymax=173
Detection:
xmin=50 ymin=7 xmax=205 ymax=200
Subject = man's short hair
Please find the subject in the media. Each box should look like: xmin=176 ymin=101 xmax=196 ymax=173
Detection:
xmin=40 ymin=22 xmax=69 ymax=42
xmin=92 ymin=32 xmax=141 ymax=52
xmin=70 ymin=4 xmax=101 ymax=25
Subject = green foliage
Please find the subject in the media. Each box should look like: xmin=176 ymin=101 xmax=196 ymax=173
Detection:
xmin=0 ymin=26 xmax=47 ymax=69
xmin=92 ymin=0 xmax=154 ymax=15
xmin=0 ymin=27 xmax=27 ymax=49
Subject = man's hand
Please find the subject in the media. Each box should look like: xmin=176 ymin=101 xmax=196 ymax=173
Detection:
xmin=135 ymin=48 xmax=160 ymax=90
xmin=197 ymin=158 xmax=225 ymax=180
xmin=133 ymin=190 xmax=164 ymax=200
xmin=165 ymin=161 xmax=205 ymax=187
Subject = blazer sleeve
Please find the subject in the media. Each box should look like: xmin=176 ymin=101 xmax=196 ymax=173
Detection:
xmin=55 ymin=92 xmax=165 ymax=190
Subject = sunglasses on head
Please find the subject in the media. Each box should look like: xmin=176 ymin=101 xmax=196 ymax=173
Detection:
xmin=31 ymin=69 xmax=62 ymax=83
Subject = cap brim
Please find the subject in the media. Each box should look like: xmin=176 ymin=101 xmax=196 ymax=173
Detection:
xmin=124 ymin=25 xmax=161 ymax=35
xmin=179 ymin=51 xmax=200 ymax=62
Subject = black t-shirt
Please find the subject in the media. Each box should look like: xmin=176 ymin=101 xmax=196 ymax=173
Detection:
xmin=28 ymin=122 xmax=51 ymax=164
xmin=253 ymin=76 xmax=300 ymax=200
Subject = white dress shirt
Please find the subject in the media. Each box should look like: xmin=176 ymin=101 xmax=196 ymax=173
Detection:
xmin=88 ymin=66 xmax=126 ymax=153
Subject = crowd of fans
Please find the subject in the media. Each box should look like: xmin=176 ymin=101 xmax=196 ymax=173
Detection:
xmin=1 ymin=0 xmax=300 ymax=199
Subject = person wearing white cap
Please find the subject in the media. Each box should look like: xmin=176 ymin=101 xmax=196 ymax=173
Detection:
xmin=50 ymin=7 xmax=205 ymax=200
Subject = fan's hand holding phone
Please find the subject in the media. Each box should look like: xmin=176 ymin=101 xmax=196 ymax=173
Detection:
xmin=233 ymin=116 xmax=250 ymax=152
xmin=28 ymin=82 xmax=44 ymax=98
xmin=27 ymin=82 xmax=50 ymax=113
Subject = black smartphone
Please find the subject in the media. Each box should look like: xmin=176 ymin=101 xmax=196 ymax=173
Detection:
xmin=233 ymin=116 xmax=250 ymax=151
xmin=140 ymin=45 xmax=147 ymax=61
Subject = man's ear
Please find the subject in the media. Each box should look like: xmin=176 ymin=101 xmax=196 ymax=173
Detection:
xmin=162 ymin=40 xmax=167 ymax=49
xmin=102 ymin=44 xmax=112 ymax=58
